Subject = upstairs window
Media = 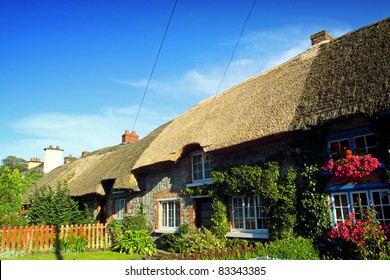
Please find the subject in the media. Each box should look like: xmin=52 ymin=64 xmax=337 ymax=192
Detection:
xmin=326 ymin=128 xmax=378 ymax=160
xmin=192 ymin=152 xmax=214 ymax=182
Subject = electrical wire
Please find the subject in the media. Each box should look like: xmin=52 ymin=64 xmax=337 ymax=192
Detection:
xmin=131 ymin=0 xmax=178 ymax=133
xmin=214 ymin=0 xmax=256 ymax=96
xmin=198 ymin=0 xmax=256 ymax=131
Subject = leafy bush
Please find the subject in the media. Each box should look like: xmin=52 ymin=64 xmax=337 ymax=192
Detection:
xmin=258 ymin=236 xmax=320 ymax=260
xmin=112 ymin=229 xmax=156 ymax=256
xmin=0 ymin=167 xmax=22 ymax=219
xmin=161 ymin=226 xmax=226 ymax=254
xmin=121 ymin=214 xmax=148 ymax=231
xmin=55 ymin=232 xmax=88 ymax=253
xmin=28 ymin=181 xmax=93 ymax=226
xmin=327 ymin=208 xmax=389 ymax=260
xmin=0 ymin=212 xmax=28 ymax=228
xmin=210 ymin=196 xmax=229 ymax=239
xmin=107 ymin=219 xmax=123 ymax=248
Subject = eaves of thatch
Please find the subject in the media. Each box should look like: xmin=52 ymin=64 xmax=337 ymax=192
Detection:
xmin=132 ymin=17 xmax=390 ymax=172
xmin=24 ymin=122 xmax=170 ymax=201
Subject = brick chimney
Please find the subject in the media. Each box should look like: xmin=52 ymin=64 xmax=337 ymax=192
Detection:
xmin=64 ymin=154 xmax=76 ymax=164
xmin=122 ymin=130 xmax=139 ymax=143
xmin=310 ymin=30 xmax=334 ymax=46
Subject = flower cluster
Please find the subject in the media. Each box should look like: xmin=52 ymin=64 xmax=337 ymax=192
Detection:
xmin=322 ymin=150 xmax=381 ymax=180
xmin=328 ymin=209 xmax=389 ymax=259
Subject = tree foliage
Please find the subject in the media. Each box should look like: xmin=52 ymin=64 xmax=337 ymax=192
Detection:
xmin=28 ymin=181 xmax=92 ymax=226
xmin=1 ymin=156 xmax=28 ymax=173
xmin=0 ymin=166 xmax=23 ymax=218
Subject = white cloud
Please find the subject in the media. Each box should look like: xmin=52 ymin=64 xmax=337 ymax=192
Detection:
xmin=5 ymin=105 xmax=173 ymax=160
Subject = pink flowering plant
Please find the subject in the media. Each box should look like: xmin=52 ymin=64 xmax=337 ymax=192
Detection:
xmin=322 ymin=149 xmax=381 ymax=181
xmin=328 ymin=208 xmax=389 ymax=259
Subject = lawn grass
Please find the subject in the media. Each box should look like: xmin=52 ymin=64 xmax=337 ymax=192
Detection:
xmin=1 ymin=250 xmax=142 ymax=260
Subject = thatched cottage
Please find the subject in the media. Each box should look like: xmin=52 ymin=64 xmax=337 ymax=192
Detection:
xmin=128 ymin=17 xmax=390 ymax=239
xmin=29 ymin=17 xmax=389 ymax=240
xmin=25 ymin=124 xmax=169 ymax=223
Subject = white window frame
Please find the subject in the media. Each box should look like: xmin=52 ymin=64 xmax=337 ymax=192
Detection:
xmin=187 ymin=152 xmax=214 ymax=187
xmin=228 ymin=195 xmax=268 ymax=239
xmin=331 ymin=193 xmax=350 ymax=224
xmin=115 ymin=198 xmax=127 ymax=220
xmin=370 ymin=190 xmax=390 ymax=225
xmin=353 ymin=133 xmax=377 ymax=154
xmin=350 ymin=191 xmax=369 ymax=220
xmin=155 ymin=199 xmax=181 ymax=234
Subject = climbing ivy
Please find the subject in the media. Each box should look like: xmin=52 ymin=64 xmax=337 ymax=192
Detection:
xmin=210 ymin=196 xmax=229 ymax=239
xmin=212 ymin=162 xmax=298 ymax=240
xmin=298 ymin=164 xmax=332 ymax=241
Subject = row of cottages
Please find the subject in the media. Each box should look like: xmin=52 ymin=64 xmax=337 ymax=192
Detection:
xmin=26 ymin=125 xmax=169 ymax=223
xmin=128 ymin=17 xmax=390 ymax=239
xmin=28 ymin=17 xmax=389 ymax=240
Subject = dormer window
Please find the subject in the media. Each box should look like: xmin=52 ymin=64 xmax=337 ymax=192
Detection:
xmin=187 ymin=152 xmax=214 ymax=187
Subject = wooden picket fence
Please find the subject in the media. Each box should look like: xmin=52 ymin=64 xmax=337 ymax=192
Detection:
xmin=0 ymin=223 xmax=110 ymax=252
xmin=161 ymin=244 xmax=259 ymax=260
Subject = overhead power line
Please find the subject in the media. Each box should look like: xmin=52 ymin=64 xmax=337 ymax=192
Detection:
xmin=131 ymin=0 xmax=178 ymax=133
xmin=214 ymin=0 xmax=256 ymax=96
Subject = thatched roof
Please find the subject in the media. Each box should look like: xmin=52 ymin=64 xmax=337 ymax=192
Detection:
xmin=25 ymin=122 xmax=169 ymax=199
xmin=133 ymin=17 xmax=390 ymax=171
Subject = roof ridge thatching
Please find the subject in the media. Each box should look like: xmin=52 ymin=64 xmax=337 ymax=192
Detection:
xmin=132 ymin=16 xmax=390 ymax=171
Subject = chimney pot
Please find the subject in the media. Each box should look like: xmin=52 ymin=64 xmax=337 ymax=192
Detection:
xmin=122 ymin=130 xmax=139 ymax=143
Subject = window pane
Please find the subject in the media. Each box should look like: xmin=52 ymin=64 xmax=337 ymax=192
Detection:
xmin=192 ymin=154 xmax=203 ymax=180
xmin=372 ymin=192 xmax=381 ymax=205
xmin=204 ymin=154 xmax=214 ymax=179
xmin=175 ymin=201 xmax=180 ymax=227
xmin=245 ymin=196 xmax=255 ymax=229
xmin=365 ymin=134 xmax=377 ymax=148
xmin=255 ymin=196 xmax=267 ymax=229
xmin=354 ymin=136 xmax=366 ymax=153
xmin=233 ymin=197 xmax=244 ymax=229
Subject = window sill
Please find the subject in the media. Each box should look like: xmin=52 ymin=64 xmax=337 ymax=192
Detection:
xmin=186 ymin=178 xmax=213 ymax=187
xmin=227 ymin=230 xmax=269 ymax=239
xmin=154 ymin=228 xmax=179 ymax=234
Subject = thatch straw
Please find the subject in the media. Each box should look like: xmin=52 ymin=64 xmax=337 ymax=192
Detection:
xmin=133 ymin=17 xmax=390 ymax=171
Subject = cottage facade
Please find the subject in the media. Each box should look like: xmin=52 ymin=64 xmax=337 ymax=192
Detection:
xmin=129 ymin=17 xmax=390 ymax=239
xmin=28 ymin=17 xmax=390 ymax=240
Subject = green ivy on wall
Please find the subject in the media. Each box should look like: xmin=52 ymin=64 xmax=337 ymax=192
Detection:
xmin=212 ymin=162 xmax=298 ymax=240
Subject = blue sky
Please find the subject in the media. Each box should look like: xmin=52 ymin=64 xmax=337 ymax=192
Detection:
xmin=1 ymin=0 xmax=389 ymax=162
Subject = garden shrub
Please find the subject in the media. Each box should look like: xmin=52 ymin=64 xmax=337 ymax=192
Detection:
xmin=28 ymin=182 xmax=92 ymax=226
xmin=0 ymin=212 xmax=28 ymax=228
xmin=55 ymin=232 xmax=88 ymax=254
xmin=210 ymin=196 xmax=229 ymax=239
xmin=161 ymin=225 xmax=225 ymax=254
xmin=112 ymin=229 xmax=156 ymax=256
xmin=121 ymin=214 xmax=148 ymax=231
xmin=327 ymin=208 xmax=389 ymax=260
xmin=258 ymin=236 xmax=319 ymax=260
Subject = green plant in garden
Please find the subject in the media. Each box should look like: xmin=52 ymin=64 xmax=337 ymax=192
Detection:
xmin=0 ymin=167 xmax=22 ymax=219
xmin=210 ymin=196 xmax=229 ymax=239
xmin=28 ymin=181 xmax=92 ymax=226
xmin=56 ymin=233 xmax=88 ymax=253
xmin=112 ymin=229 xmax=156 ymax=256
xmin=328 ymin=207 xmax=389 ymax=259
xmin=298 ymin=164 xmax=332 ymax=241
xmin=258 ymin=236 xmax=320 ymax=260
